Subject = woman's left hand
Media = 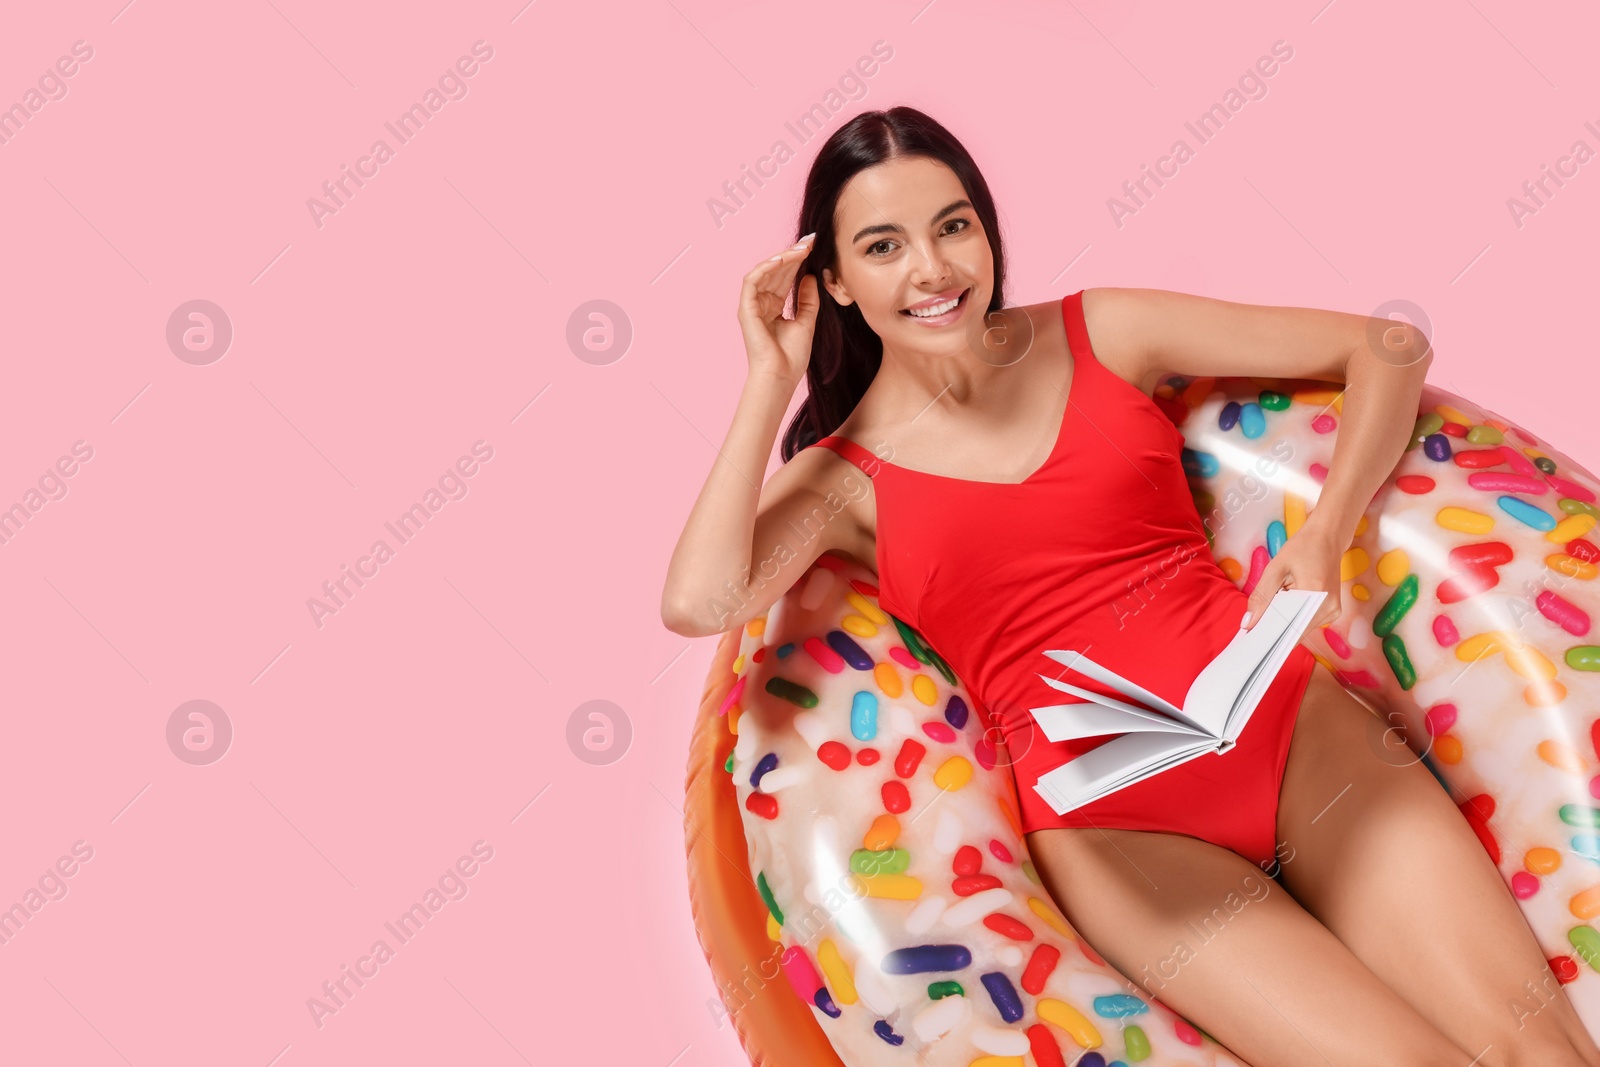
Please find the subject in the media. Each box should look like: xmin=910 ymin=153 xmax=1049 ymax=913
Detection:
xmin=1241 ymin=516 xmax=1347 ymax=634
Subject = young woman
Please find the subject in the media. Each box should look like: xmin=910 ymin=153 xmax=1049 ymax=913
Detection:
xmin=660 ymin=107 xmax=1600 ymax=1067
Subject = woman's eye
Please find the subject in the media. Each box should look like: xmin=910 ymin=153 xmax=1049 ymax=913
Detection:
xmin=867 ymin=220 xmax=967 ymax=258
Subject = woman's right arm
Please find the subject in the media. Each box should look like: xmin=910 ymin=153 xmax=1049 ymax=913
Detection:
xmin=660 ymin=232 xmax=836 ymax=638
xmin=659 ymin=371 xmax=856 ymax=638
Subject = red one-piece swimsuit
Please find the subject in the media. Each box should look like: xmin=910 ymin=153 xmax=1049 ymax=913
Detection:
xmin=807 ymin=289 xmax=1318 ymax=872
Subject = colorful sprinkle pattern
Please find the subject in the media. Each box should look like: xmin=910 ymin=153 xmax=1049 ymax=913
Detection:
xmin=720 ymin=375 xmax=1600 ymax=1064
xmin=1195 ymin=381 xmax=1600 ymax=1000
xmin=730 ymin=559 xmax=1196 ymax=1064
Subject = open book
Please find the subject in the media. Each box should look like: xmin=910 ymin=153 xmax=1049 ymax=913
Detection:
xmin=1027 ymin=588 xmax=1327 ymax=816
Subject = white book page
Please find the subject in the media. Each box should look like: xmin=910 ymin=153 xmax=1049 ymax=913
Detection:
xmin=1182 ymin=589 xmax=1326 ymax=737
xmin=1040 ymin=648 xmax=1186 ymax=721
xmin=1028 ymin=674 xmax=1206 ymax=743
xmin=1222 ymin=599 xmax=1314 ymax=708
xmin=1032 ymin=730 xmax=1214 ymax=814
xmin=1029 ymin=698 xmax=1202 ymax=745
xmin=1222 ymin=594 xmax=1323 ymax=743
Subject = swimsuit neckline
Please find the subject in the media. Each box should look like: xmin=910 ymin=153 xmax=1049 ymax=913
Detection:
xmin=823 ymin=292 xmax=1084 ymax=489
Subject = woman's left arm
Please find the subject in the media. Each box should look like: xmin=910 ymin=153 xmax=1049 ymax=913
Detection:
xmin=1084 ymin=287 xmax=1435 ymax=631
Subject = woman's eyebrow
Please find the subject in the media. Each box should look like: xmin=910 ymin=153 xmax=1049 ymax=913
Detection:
xmin=849 ymin=199 xmax=973 ymax=245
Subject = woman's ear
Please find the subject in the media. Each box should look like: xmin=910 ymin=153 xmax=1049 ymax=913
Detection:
xmin=822 ymin=266 xmax=853 ymax=307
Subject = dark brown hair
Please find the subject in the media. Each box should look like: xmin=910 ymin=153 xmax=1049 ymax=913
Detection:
xmin=779 ymin=106 xmax=1009 ymax=461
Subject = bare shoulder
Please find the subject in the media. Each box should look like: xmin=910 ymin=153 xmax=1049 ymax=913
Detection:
xmin=999 ymin=298 xmax=1069 ymax=378
xmin=1081 ymin=286 xmax=1178 ymax=397
xmin=1010 ymin=296 xmax=1068 ymax=339
xmin=1006 ymin=289 xmax=1167 ymax=397
xmin=760 ymin=441 xmax=877 ymax=568
xmin=764 ymin=439 xmax=853 ymax=501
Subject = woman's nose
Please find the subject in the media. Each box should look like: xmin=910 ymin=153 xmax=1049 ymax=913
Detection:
xmin=910 ymin=244 xmax=955 ymax=285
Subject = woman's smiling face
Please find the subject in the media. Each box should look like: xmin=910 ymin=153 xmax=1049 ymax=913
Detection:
xmin=822 ymin=155 xmax=994 ymax=352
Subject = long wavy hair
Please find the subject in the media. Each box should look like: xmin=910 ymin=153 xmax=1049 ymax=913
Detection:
xmin=778 ymin=107 xmax=1010 ymax=462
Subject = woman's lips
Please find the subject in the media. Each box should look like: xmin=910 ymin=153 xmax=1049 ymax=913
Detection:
xmin=900 ymin=288 xmax=970 ymax=326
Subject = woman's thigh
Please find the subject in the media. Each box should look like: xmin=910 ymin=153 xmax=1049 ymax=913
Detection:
xmin=1273 ymin=665 xmax=1600 ymax=1065
xmin=1025 ymin=824 xmax=1471 ymax=1067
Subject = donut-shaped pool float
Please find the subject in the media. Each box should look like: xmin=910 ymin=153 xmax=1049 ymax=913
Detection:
xmin=684 ymin=372 xmax=1600 ymax=1066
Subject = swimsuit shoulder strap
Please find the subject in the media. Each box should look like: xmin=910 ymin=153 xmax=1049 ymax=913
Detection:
xmin=1063 ymin=289 xmax=1103 ymax=371
xmin=810 ymin=435 xmax=886 ymax=478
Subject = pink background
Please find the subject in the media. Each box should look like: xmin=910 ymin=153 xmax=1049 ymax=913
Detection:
xmin=1 ymin=0 xmax=1596 ymax=1063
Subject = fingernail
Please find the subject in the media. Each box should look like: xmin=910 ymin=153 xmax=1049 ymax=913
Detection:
xmin=799 ymin=232 xmax=816 ymax=243
xmin=1240 ymin=611 xmax=1252 ymax=628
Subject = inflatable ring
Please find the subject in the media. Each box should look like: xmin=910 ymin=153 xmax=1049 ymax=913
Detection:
xmin=684 ymin=372 xmax=1600 ymax=1065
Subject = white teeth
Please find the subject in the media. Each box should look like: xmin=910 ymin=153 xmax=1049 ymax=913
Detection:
xmin=906 ymin=293 xmax=962 ymax=317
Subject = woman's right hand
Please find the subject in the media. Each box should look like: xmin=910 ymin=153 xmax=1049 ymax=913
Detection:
xmin=738 ymin=233 xmax=820 ymax=386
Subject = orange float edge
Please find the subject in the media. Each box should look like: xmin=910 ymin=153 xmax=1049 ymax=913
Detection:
xmin=684 ymin=628 xmax=847 ymax=1067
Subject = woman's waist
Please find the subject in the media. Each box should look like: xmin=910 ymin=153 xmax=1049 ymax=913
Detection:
xmin=974 ymin=581 xmax=1251 ymax=739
